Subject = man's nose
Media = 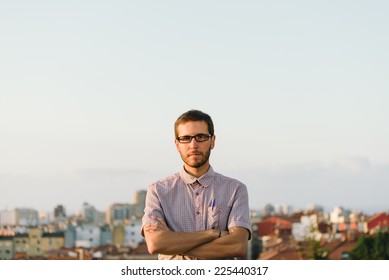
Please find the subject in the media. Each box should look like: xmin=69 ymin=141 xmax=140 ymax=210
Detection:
xmin=189 ymin=137 xmax=199 ymax=147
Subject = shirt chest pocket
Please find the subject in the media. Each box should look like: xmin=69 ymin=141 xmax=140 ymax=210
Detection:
xmin=207 ymin=205 xmax=231 ymax=230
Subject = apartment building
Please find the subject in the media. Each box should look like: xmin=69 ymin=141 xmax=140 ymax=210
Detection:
xmin=0 ymin=236 xmax=13 ymax=260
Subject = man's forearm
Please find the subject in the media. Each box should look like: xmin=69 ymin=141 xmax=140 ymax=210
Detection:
xmin=183 ymin=227 xmax=249 ymax=259
xmin=144 ymin=229 xmax=220 ymax=255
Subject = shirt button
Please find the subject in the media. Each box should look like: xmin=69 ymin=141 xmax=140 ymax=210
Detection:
xmin=196 ymin=211 xmax=200 ymax=215
xmin=195 ymin=192 xmax=199 ymax=196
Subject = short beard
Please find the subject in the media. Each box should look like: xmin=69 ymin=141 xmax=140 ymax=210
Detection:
xmin=183 ymin=148 xmax=211 ymax=169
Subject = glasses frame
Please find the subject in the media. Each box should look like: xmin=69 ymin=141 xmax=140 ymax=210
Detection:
xmin=176 ymin=134 xmax=212 ymax=144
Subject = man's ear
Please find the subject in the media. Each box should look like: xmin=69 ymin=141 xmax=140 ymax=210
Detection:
xmin=174 ymin=139 xmax=180 ymax=151
xmin=211 ymin=135 xmax=216 ymax=149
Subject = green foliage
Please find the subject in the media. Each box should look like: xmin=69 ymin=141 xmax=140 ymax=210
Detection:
xmin=305 ymin=239 xmax=329 ymax=260
xmin=349 ymin=232 xmax=389 ymax=260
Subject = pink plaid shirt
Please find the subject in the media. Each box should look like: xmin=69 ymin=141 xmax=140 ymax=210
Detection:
xmin=142 ymin=166 xmax=251 ymax=260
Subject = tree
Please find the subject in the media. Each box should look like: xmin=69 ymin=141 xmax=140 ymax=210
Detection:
xmin=372 ymin=231 xmax=389 ymax=259
xmin=349 ymin=232 xmax=389 ymax=260
xmin=302 ymin=238 xmax=329 ymax=260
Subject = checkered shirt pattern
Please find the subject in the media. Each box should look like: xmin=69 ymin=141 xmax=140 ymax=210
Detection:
xmin=142 ymin=166 xmax=251 ymax=260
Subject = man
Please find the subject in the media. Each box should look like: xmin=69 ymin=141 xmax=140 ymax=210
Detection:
xmin=142 ymin=109 xmax=251 ymax=260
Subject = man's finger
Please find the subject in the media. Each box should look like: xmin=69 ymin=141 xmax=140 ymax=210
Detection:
xmin=151 ymin=215 xmax=167 ymax=225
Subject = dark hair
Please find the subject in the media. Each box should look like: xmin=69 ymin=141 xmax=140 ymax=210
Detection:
xmin=174 ymin=109 xmax=214 ymax=138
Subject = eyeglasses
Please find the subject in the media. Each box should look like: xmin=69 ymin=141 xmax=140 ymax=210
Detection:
xmin=176 ymin=134 xmax=212 ymax=143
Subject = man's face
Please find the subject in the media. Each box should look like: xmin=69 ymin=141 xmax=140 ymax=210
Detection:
xmin=175 ymin=120 xmax=215 ymax=170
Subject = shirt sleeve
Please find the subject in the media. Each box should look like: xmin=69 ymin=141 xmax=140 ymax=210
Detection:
xmin=227 ymin=183 xmax=252 ymax=239
xmin=141 ymin=183 xmax=167 ymax=236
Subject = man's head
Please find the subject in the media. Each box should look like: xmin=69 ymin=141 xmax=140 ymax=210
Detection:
xmin=174 ymin=110 xmax=215 ymax=176
xmin=174 ymin=109 xmax=214 ymax=138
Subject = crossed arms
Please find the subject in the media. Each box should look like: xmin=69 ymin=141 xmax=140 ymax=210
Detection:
xmin=143 ymin=215 xmax=249 ymax=259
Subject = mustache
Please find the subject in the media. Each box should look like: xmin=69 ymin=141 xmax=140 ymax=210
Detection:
xmin=188 ymin=152 xmax=203 ymax=156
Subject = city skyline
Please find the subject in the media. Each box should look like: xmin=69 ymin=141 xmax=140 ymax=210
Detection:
xmin=3 ymin=194 xmax=387 ymax=261
xmin=1 ymin=190 xmax=387 ymax=217
xmin=1 ymin=2 xmax=389 ymax=215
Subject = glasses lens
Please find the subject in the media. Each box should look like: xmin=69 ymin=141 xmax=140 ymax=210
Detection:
xmin=194 ymin=134 xmax=210 ymax=142
xmin=177 ymin=136 xmax=192 ymax=143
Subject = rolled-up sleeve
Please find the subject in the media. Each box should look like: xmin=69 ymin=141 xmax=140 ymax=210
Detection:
xmin=228 ymin=183 xmax=251 ymax=239
xmin=141 ymin=184 xmax=166 ymax=236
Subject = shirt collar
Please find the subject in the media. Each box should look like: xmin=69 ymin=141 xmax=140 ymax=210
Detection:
xmin=179 ymin=166 xmax=215 ymax=187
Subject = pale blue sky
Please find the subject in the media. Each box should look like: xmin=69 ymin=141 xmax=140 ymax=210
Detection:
xmin=1 ymin=1 xmax=388 ymax=214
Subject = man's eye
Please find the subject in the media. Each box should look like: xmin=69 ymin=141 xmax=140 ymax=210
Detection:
xmin=179 ymin=136 xmax=191 ymax=142
xmin=195 ymin=134 xmax=210 ymax=141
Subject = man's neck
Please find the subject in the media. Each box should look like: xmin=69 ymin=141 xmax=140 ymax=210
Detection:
xmin=184 ymin=163 xmax=210 ymax=178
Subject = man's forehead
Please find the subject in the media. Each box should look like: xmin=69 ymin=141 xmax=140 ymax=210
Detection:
xmin=177 ymin=120 xmax=209 ymax=133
